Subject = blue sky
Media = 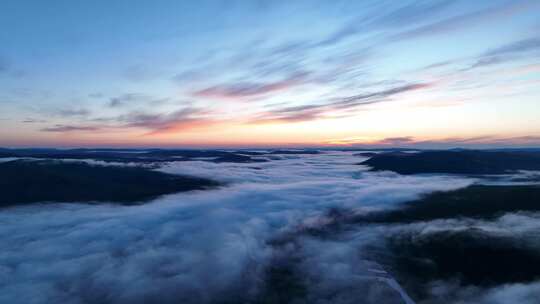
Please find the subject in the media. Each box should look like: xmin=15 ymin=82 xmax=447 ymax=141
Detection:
xmin=0 ymin=0 xmax=539 ymax=147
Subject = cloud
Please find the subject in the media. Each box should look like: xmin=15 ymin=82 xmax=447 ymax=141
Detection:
xmin=376 ymin=213 xmax=540 ymax=303
xmin=109 ymin=93 xmax=168 ymax=108
xmin=40 ymin=125 xmax=101 ymax=132
xmin=325 ymin=134 xmax=540 ymax=148
xmin=314 ymin=0 xmax=455 ymax=48
xmin=250 ymin=104 xmax=327 ymax=124
xmin=57 ymin=108 xmax=90 ymax=117
xmin=0 ymin=152 xmax=479 ymax=304
xmin=413 ymin=135 xmax=540 ymax=148
xmin=421 ymin=60 xmax=457 ymax=70
xmin=251 ymin=83 xmax=433 ymax=124
xmin=378 ymin=136 xmax=415 ymax=145
xmin=109 ymin=93 xmax=145 ymax=107
xmin=370 ymin=0 xmax=455 ymax=29
xmin=484 ymin=37 xmax=540 ymax=57
xmin=275 ymin=196 xmax=540 ymax=303
xmin=121 ymin=108 xmax=216 ymax=135
xmin=193 ymin=72 xmax=309 ymax=100
xmin=2 ymin=152 xmax=539 ymax=303
xmin=392 ymin=1 xmax=537 ymax=41
xmin=36 ymin=108 xmax=218 ymax=135
xmin=467 ymin=37 xmax=540 ymax=70
xmin=327 ymin=136 xmax=419 ymax=146
xmin=21 ymin=118 xmax=47 ymax=123
xmin=332 ymin=83 xmax=433 ymax=107
xmin=88 ymin=92 xmax=104 ymax=99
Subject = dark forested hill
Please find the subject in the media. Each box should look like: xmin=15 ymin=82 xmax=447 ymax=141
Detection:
xmin=361 ymin=150 xmax=540 ymax=174
xmin=0 ymin=160 xmax=220 ymax=206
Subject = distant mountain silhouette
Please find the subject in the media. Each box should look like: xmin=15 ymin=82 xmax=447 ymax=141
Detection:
xmin=361 ymin=150 xmax=540 ymax=174
xmin=0 ymin=148 xmax=321 ymax=164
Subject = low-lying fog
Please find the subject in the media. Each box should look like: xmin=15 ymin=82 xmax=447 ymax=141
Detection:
xmin=1 ymin=152 xmax=538 ymax=304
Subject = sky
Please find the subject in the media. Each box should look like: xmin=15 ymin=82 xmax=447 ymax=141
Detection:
xmin=0 ymin=0 xmax=539 ymax=148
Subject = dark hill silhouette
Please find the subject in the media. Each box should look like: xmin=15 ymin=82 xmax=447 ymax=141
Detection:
xmin=0 ymin=160 xmax=220 ymax=206
xmin=361 ymin=150 xmax=540 ymax=174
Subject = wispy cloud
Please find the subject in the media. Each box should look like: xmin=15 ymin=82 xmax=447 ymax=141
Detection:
xmin=392 ymin=1 xmax=537 ymax=41
xmin=252 ymin=82 xmax=433 ymax=124
xmin=331 ymin=83 xmax=433 ymax=108
xmin=251 ymin=106 xmax=326 ymax=124
xmin=88 ymin=92 xmax=104 ymax=99
xmin=57 ymin=108 xmax=90 ymax=117
xmin=326 ymin=136 xmax=416 ymax=146
xmin=21 ymin=118 xmax=47 ymax=123
xmin=109 ymin=93 xmax=168 ymax=108
xmin=193 ymin=72 xmax=309 ymax=100
xmin=315 ymin=0 xmax=455 ymax=47
xmin=467 ymin=37 xmax=540 ymax=69
xmin=378 ymin=136 xmax=415 ymax=145
xmin=121 ymin=108 xmax=217 ymax=135
xmin=109 ymin=93 xmax=145 ymax=107
xmin=41 ymin=125 xmax=101 ymax=132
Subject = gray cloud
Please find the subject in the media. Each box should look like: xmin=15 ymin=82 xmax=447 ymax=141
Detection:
xmin=484 ymin=37 xmax=540 ymax=57
xmin=378 ymin=136 xmax=415 ymax=145
xmin=467 ymin=37 xmax=540 ymax=70
xmin=193 ymin=72 xmax=309 ymax=100
xmin=109 ymin=93 xmax=145 ymax=107
xmin=252 ymin=82 xmax=433 ymax=123
xmin=57 ymin=108 xmax=90 ymax=117
xmin=333 ymin=83 xmax=432 ymax=107
xmin=88 ymin=92 xmax=104 ymax=99
xmin=108 ymin=93 xmax=169 ymax=108
xmin=40 ymin=125 xmax=100 ymax=132
xmin=21 ymin=118 xmax=47 ymax=123
xmin=120 ymin=107 xmax=214 ymax=134
xmin=39 ymin=107 xmax=215 ymax=135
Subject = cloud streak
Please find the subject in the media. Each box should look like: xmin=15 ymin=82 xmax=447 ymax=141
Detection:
xmin=252 ymin=83 xmax=433 ymax=124
xmin=109 ymin=93 xmax=168 ymax=108
xmin=467 ymin=37 xmax=540 ymax=69
xmin=391 ymin=0 xmax=538 ymax=41
xmin=40 ymin=125 xmax=101 ymax=132
xmin=121 ymin=108 xmax=217 ymax=135
xmin=193 ymin=72 xmax=309 ymax=100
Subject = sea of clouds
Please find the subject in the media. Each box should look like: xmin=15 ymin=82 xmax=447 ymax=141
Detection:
xmin=0 ymin=151 xmax=538 ymax=303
